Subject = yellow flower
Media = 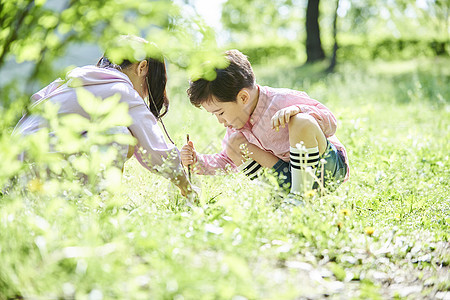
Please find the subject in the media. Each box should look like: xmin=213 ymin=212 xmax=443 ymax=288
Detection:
xmin=364 ymin=227 xmax=374 ymax=236
xmin=340 ymin=209 xmax=351 ymax=216
xmin=304 ymin=190 xmax=316 ymax=198
xmin=28 ymin=178 xmax=43 ymax=193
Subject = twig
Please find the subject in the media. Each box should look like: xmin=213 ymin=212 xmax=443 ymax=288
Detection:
xmin=186 ymin=134 xmax=191 ymax=181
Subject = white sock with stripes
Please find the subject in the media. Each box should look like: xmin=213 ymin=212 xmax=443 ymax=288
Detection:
xmin=238 ymin=159 xmax=263 ymax=180
xmin=290 ymin=146 xmax=320 ymax=195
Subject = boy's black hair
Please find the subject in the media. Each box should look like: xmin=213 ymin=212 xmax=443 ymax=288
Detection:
xmin=187 ymin=50 xmax=255 ymax=108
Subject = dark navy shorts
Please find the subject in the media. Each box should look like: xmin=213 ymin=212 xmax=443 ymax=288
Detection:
xmin=272 ymin=141 xmax=347 ymax=191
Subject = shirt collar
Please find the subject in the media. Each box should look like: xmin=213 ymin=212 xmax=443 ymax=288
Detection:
xmin=248 ymin=85 xmax=266 ymax=126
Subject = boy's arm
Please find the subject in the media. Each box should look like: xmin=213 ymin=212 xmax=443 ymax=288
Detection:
xmin=195 ymin=151 xmax=237 ymax=175
xmin=272 ymin=104 xmax=337 ymax=137
xmin=183 ymin=129 xmax=238 ymax=175
xmin=295 ymin=103 xmax=337 ymax=137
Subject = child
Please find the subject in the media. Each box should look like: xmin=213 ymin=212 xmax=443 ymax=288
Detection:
xmin=181 ymin=49 xmax=348 ymax=197
xmin=13 ymin=35 xmax=196 ymax=198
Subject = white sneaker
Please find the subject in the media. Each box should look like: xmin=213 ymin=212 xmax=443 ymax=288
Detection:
xmin=282 ymin=192 xmax=304 ymax=206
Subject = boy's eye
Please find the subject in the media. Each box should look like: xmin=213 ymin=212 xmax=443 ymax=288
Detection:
xmin=218 ymin=112 xmax=224 ymax=116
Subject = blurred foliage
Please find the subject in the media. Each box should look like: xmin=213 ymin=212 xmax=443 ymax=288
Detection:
xmin=338 ymin=36 xmax=448 ymax=61
xmin=0 ymin=0 xmax=229 ymax=144
xmin=237 ymin=37 xmax=448 ymax=66
xmin=221 ymin=0 xmax=449 ymax=64
xmin=222 ymin=0 xmax=302 ymax=38
xmin=0 ymin=0 xmax=224 ymax=92
xmin=0 ymin=89 xmax=134 ymax=193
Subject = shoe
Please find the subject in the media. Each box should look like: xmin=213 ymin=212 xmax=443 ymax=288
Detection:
xmin=282 ymin=192 xmax=304 ymax=206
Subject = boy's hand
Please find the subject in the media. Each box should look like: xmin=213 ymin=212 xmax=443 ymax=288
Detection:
xmin=271 ymin=105 xmax=301 ymax=131
xmin=181 ymin=140 xmax=197 ymax=166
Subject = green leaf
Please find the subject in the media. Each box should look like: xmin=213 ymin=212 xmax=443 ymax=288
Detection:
xmin=328 ymin=262 xmax=347 ymax=281
xmin=15 ymin=41 xmax=42 ymax=63
xmin=76 ymin=88 xmax=103 ymax=117
xmin=34 ymin=0 xmax=47 ymax=6
xmin=59 ymin=114 xmax=90 ymax=132
xmin=38 ymin=15 xmax=58 ymax=29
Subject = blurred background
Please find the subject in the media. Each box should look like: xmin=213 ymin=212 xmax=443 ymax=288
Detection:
xmin=1 ymin=0 xmax=448 ymax=87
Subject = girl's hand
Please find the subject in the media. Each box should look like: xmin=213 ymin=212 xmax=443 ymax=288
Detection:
xmin=181 ymin=140 xmax=197 ymax=166
xmin=175 ymin=174 xmax=200 ymax=205
xmin=185 ymin=184 xmax=201 ymax=206
xmin=271 ymin=105 xmax=301 ymax=131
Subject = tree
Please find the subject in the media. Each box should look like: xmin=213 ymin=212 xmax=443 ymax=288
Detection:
xmin=305 ymin=0 xmax=325 ymax=63
xmin=326 ymin=0 xmax=340 ymax=72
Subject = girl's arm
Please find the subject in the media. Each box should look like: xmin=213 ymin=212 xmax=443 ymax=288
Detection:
xmin=130 ymin=111 xmax=197 ymax=198
xmin=130 ymin=111 xmax=183 ymax=176
xmin=118 ymin=85 xmax=196 ymax=196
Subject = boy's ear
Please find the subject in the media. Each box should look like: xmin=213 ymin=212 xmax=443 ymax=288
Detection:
xmin=237 ymin=89 xmax=250 ymax=104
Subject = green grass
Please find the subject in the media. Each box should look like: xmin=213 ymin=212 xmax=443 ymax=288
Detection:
xmin=0 ymin=57 xmax=449 ymax=299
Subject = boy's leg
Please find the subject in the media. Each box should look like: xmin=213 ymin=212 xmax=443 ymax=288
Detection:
xmin=288 ymin=114 xmax=327 ymax=195
xmin=226 ymin=132 xmax=279 ymax=179
xmin=313 ymin=142 xmax=347 ymax=191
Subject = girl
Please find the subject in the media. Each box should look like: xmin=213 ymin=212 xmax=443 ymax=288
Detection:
xmin=14 ymin=36 xmax=196 ymax=198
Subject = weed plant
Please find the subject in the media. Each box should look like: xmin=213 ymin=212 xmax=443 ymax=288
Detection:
xmin=0 ymin=57 xmax=448 ymax=299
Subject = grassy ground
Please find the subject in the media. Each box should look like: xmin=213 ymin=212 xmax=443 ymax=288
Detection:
xmin=0 ymin=57 xmax=449 ymax=299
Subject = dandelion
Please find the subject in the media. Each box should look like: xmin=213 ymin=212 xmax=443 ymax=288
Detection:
xmin=28 ymin=178 xmax=43 ymax=193
xmin=340 ymin=209 xmax=351 ymax=216
xmin=337 ymin=222 xmax=343 ymax=230
xmin=364 ymin=226 xmax=374 ymax=236
xmin=304 ymin=190 xmax=316 ymax=198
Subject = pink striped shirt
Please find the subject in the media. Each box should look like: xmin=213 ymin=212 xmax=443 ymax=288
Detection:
xmin=196 ymin=85 xmax=349 ymax=180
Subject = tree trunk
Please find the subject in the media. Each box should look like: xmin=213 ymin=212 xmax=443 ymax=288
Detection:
xmin=305 ymin=0 xmax=325 ymax=63
xmin=327 ymin=0 xmax=340 ymax=72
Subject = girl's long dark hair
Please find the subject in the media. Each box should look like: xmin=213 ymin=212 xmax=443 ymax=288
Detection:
xmin=96 ymin=56 xmax=169 ymax=119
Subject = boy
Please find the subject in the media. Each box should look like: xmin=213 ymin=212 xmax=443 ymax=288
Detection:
xmin=181 ymin=50 xmax=348 ymax=197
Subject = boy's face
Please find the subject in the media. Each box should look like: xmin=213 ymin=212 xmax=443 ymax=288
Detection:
xmin=202 ymin=93 xmax=251 ymax=130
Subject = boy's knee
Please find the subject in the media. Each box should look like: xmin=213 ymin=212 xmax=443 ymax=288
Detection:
xmin=226 ymin=132 xmax=248 ymax=162
xmin=288 ymin=114 xmax=326 ymax=150
xmin=288 ymin=114 xmax=316 ymax=135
